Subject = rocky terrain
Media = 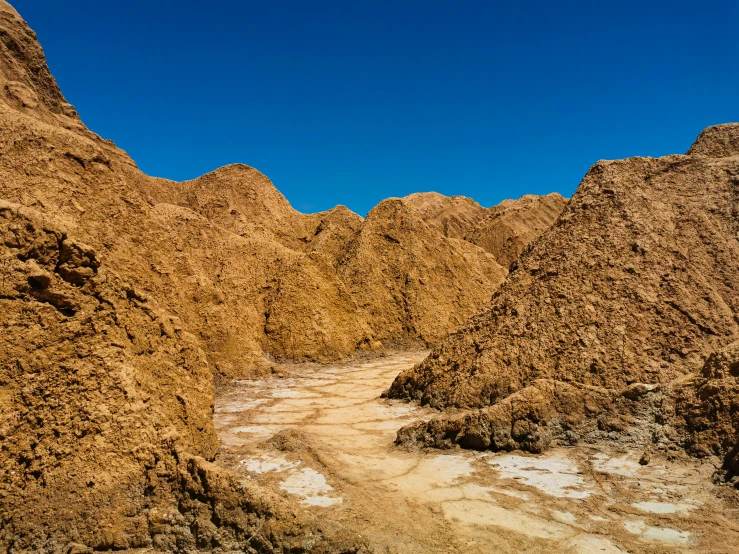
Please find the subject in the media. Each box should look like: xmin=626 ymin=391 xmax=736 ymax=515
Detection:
xmin=0 ymin=1 xmax=563 ymax=550
xmin=390 ymin=124 xmax=739 ymax=484
xmin=403 ymin=191 xmax=567 ymax=269
xmin=2 ymin=0 xmax=738 ymax=552
xmin=214 ymin=351 xmax=739 ymax=554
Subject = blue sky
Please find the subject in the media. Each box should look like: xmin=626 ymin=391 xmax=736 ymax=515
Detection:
xmin=14 ymin=1 xmax=739 ymax=215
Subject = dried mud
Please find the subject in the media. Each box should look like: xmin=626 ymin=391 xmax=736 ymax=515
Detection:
xmin=216 ymin=352 xmax=739 ymax=553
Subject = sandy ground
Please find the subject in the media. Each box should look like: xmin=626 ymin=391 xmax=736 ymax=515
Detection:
xmin=214 ymin=352 xmax=739 ymax=553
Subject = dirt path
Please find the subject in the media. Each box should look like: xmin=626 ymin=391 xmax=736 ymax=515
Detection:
xmin=214 ymin=351 xmax=739 ymax=553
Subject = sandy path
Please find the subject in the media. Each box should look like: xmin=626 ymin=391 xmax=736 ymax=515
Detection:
xmin=214 ymin=351 xmax=739 ymax=553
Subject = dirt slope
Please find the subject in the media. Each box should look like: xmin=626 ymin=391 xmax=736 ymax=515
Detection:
xmin=390 ymin=125 xmax=739 ymax=483
xmin=390 ymin=125 xmax=739 ymax=409
xmin=0 ymin=1 xmax=81 ymax=127
xmin=403 ymin=191 xmax=568 ymax=269
xmin=467 ymin=192 xmax=568 ymax=268
xmin=0 ymin=1 xmax=508 ymax=550
xmin=673 ymin=340 xmax=739 ymax=480
xmin=402 ymin=192 xmax=492 ymax=239
xmin=337 ymin=199 xmax=506 ymax=345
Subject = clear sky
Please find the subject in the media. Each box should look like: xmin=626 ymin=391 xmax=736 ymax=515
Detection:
xmin=14 ymin=1 xmax=739 ymax=215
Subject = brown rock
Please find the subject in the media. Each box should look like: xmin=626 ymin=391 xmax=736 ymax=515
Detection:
xmin=403 ymin=191 xmax=568 ymax=270
xmin=673 ymin=341 xmax=739 ymax=477
xmin=402 ymin=192 xmax=492 ymax=239
xmin=389 ymin=127 xmax=739 ymax=409
xmin=396 ymin=379 xmax=614 ymax=454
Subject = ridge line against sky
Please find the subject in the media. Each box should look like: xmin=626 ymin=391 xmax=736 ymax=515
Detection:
xmin=13 ymin=0 xmax=739 ymax=215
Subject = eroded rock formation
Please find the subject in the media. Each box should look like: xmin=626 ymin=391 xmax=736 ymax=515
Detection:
xmin=391 ymin=124 xmax=739 ymax=483
xmin=390 ymin=129 xmax=739 ymax=409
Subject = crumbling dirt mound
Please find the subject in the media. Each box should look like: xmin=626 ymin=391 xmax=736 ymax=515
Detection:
xmin=395 ymin=380 xmax=615 ymax=454
xmin=673 ymin=341 xmax=739 ymax=480
xmin=389 ymin=127 xmax=739 ymax=409
xmin=397 ymin=339 xmax=739 ymax=493
xmin=402 ymin=192 xmax=492 ymax=239
xmin=0 ymin=1 xmax=80 ymax=126
xmin=337 ymin=198 xmax=506 ymax=345
xmin=466 ymin=192 xmax=568 ymax=268
xmin=403 ymin=191 xmax=568 ymax=269
xmin=0 ymin=201 xmax=368 ymax=552
xmin=687 ymin=123 xmax=739 ymax=158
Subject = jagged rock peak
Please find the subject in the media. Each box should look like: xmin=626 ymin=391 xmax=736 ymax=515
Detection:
xmin=0 ymin=0 xmax=82 ymax=124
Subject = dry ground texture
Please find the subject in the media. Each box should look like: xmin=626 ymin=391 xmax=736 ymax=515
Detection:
xmin=0 ymin=1 xmax=563 ymax=551
xmin=389 ymin=123 xmax=739 ymax=494
xmin=216 ymin=352 xmax=739 ymax=553
xmin=1 ymin=0 xmax=738 ymax=552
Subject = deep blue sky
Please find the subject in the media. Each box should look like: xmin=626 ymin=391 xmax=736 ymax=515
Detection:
xmin=14 ymin=1 xmax=739 ymax=215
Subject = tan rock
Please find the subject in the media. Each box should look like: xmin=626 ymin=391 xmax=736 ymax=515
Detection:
xmin=390 ymin=126 xmax=739 ymax=409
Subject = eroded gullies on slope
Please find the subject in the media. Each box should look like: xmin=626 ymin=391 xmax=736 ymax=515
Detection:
xmin=214 ymin=352 xmax=739 ymax=553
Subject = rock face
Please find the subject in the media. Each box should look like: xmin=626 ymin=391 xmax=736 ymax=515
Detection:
xmin=403 ymin=191 xmax=568 ymax=269
xmin=390 ymin=127 xmax=739 ymax=410
xmin=0 ymin=1 xmax=530 ymax=549
xmin=673 ymin=341 xmax=739 ymax=479
xmin=466 ymin=193 xmax=568 ymax=268
xmin=402 ymin=192 xmax=492 ymax=239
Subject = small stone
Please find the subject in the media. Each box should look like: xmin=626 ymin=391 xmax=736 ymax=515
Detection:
xmin=67 ymin=543 xmax=93 ymax=554
xmin=639 ymin=451 xmax=651 ymax=466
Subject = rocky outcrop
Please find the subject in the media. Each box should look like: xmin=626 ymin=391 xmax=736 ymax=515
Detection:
xmin=687 ymin=123 xmax=739 ymax=158
xmin=396 ymin=380 xmax=616 ymax=454
xmin=466 ymin=192 xmax=568 ymax=268
xmin=403 ymin=191 xmax=568 ymax=270
xmin=673 ymin=341 xmax=739 ymax=480
xmin=389 ymin=128 xmax=739 ymax=410
xmin=0 ymin=2 xmax=80 ymax=125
